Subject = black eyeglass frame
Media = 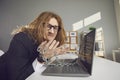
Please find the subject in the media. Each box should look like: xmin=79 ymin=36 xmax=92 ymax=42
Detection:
xmin=43 ymin=23 xmax=61 ymax=31
xmin=47 ymin=23 xmax=61 ymax=31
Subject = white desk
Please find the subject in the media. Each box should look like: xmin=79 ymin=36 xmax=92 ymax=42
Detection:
xmin=26 ymin=55 xmax=120 ymax=80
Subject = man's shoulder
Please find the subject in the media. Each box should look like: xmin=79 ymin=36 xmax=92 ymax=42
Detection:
xmin=11 ymin=32 xmax=34 ymax=46
xmin=13 ymin=32 xmax=31 ymax=41
xmin=11 ymin=32 xmax=38 ymax=51
xmin=14 ymin=32 xmax=29 ymax=39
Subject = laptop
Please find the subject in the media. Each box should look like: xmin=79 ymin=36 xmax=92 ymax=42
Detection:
xmin=42 ymin=29 xmax=96 ymax=77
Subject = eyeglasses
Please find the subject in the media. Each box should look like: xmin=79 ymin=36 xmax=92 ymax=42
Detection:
xmin=47 ymin=23 xmax=61 ymax=31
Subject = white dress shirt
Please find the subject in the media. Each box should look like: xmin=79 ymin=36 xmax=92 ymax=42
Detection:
xmin=32 ymin=58 xmax=46 ymax=73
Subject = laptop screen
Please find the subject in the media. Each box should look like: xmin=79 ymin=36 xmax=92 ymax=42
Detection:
xmin=78 ymin=29 xmax=95 ymax=74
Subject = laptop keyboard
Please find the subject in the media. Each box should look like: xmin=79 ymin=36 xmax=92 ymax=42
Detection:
xmin=62 ymin=63 xmax=85 ymax=73
xmin=48 ymin=61 xmax=86 ymax=73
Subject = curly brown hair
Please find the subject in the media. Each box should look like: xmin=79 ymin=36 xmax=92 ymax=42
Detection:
xmin=12 ymin=11 xmax=67 ymax=46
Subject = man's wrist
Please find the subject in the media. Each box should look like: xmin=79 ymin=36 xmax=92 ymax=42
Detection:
xmin=37 ymin=54 xmax=48 ymax=63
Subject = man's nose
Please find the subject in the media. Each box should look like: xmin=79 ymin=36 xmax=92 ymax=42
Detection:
xmin=49 ymin=27 xmax=54 ymax=33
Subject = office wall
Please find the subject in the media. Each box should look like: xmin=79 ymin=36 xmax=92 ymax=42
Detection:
xmin=0 ymin=0 xmax=119 ymax=60
xmin=114 ymin=0 xmax=120 ymax=44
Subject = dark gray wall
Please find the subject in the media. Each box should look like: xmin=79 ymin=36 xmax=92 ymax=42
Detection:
xmin=0 ymin=0 xmax=119 ymax=60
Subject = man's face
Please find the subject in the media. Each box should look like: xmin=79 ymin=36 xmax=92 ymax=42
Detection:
xmin=44 ymin=18 xmax=59 ymax=41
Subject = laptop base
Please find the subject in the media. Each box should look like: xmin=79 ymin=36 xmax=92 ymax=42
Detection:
xmin=42 ymin=59 xmax=90 ymax=77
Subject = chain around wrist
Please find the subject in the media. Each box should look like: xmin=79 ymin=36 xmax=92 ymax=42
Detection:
xmin=37 ymin=46 xmax=49 ymax=62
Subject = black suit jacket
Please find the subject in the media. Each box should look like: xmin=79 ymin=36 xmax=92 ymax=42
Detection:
xmin=0 ymin=32 xmax=39 ymax=80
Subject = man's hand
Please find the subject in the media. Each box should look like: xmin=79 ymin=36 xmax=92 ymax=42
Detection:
xmin=37 ymin=40 xmax=59 ymax=59
xmin=37 ymin=40 xmax=70 ymax=59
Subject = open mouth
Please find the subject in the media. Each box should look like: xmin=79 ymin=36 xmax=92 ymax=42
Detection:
xmin=48 ymin=33 xmax=54 ymax=37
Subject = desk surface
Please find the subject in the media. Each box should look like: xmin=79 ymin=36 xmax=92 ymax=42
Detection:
xmin=26 ymin=55 xmax=120 ymax=80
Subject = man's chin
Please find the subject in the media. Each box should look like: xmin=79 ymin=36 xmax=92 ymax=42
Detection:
xmin=47 ymin=37 xmax=55 ymax=41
